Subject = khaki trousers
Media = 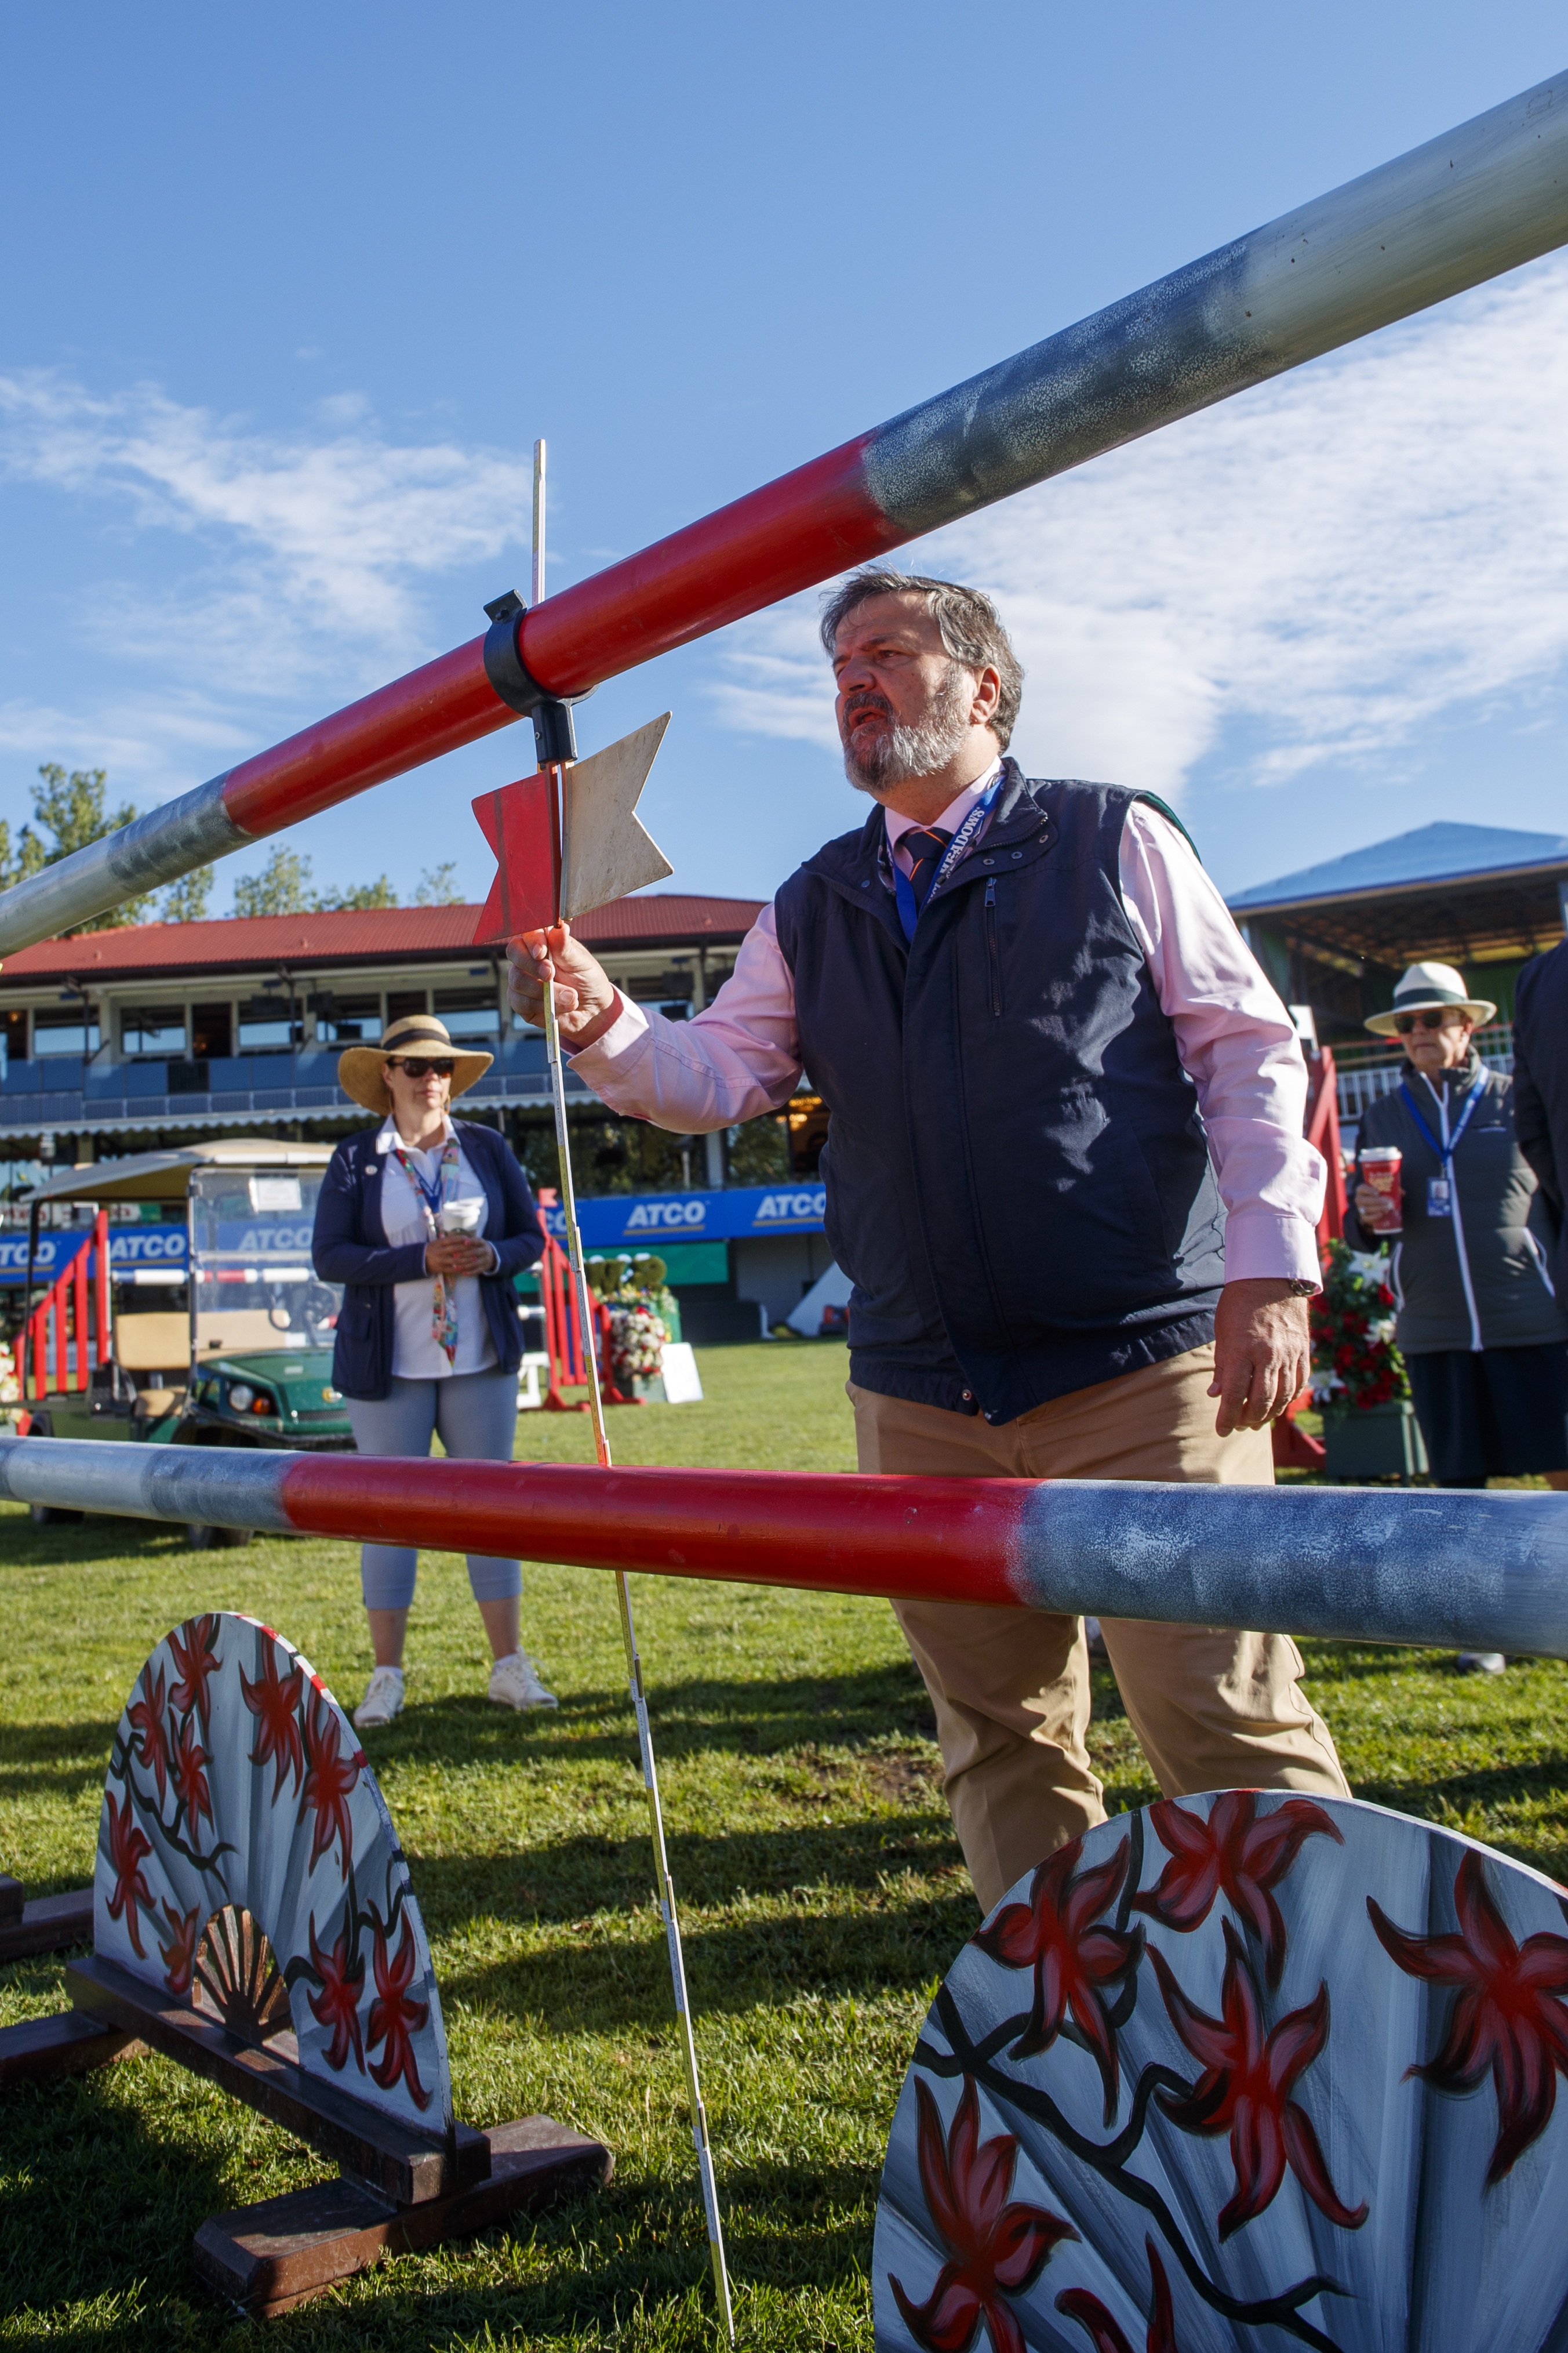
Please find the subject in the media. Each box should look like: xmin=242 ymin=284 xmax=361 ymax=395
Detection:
xmin=852 ymin=1345 xmax=1349 ymax=1914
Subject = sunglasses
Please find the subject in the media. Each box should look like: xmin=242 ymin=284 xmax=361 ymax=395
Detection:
xmin=387 ymin=1056 xmax=456 ymax=1077
xmin=1392 ymin=1010 xmax=1463 ymax=1036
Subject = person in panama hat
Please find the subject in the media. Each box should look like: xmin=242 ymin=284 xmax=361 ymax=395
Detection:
xmin=1348 ymin=961 xmax=1568 ymax=1672
xmin=1362 ymin=960 xmax=1497 ymax=1038
xmin=313 ymin=1012 xmax=556 ymax=1726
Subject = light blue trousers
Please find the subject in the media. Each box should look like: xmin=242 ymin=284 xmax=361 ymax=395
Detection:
xmin=346 ymin=1368 xmax=522 ymax=1610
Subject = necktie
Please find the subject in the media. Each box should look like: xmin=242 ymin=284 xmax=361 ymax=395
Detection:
xmin=903 ymin=826 xmax=953 ymax=916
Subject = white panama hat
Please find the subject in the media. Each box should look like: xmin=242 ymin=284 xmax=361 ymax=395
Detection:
xmin=1364 ymin=960 xmax=1497 ymax=1037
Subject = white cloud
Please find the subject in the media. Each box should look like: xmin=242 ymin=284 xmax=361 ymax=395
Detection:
xmin=0 ymin=374 xmax=534 ymax=796
xmin=710 ymin=253 xmax=1568 ymax=803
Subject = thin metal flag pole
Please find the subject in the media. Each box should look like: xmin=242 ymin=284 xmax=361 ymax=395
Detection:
xmin=532 ymin=441 xmax=736 ymax=2344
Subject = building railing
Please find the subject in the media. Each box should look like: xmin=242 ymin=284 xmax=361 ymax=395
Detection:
xmin=0 ymin=1043 xmax=590 ymax=1138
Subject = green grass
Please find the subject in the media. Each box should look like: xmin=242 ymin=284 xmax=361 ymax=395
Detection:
xmin=2 ymin=1339 xmax=1566 ymax=2347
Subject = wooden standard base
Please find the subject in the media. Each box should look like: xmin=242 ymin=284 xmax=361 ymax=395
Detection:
xmin=0 ymin=1876 xmax=94 ymax=1965
xmin=0 ymin=2007 xmax=141 ymax=2089
xmin=67 ymin=1953 xmax=488 ymax=2206
xmin=192 ymin=2116 xmax=613 ymax=2316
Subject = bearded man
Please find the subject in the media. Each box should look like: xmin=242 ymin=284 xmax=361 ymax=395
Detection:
xmin=508 ymin=569 xmax=1348 ymax=1915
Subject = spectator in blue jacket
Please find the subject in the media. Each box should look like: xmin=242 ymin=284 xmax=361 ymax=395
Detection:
xmin=313 ymin=1012 xmax=550 ymax=1727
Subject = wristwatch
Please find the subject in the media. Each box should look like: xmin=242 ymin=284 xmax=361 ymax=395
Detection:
xmin=1284 ymin=1277 xmax=1318 ymax=1297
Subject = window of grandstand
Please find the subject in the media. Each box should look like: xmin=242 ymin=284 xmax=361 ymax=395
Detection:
xmin=34 ymin=1010 xmax=100 ymax=1056
xmin=311 ymin=992 xmax=382 ymax=1043
xmin=121 ymin=1005 xmax=188 ymax=1058
xmin=238 ymin=995 xmax=303 ymax=1051
xmin=433 ymin=986 xmax=500 ymax=1039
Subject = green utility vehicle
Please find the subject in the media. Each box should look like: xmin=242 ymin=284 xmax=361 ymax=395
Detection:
xmin=17 ymin=1140 xmax=353 ymax=1544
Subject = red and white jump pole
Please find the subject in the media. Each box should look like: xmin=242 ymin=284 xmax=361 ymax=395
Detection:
xmin=0 ymin=70 xmax=1563 ymax=953
xmin=5 ymin=1439 xmax=1567 ymax=1662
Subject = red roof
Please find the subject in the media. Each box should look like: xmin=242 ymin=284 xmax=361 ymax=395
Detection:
xmin=0 ymin=893 xmax=765 ymax=984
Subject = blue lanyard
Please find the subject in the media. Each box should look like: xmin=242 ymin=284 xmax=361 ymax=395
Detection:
xmin=893 ymin=774 xmax=1005 ymax=944
xmin=390 ymin=1138 xmax=455 ymax=1223
xmin=1399 ymin=1073 xmax=1486 ymax=1174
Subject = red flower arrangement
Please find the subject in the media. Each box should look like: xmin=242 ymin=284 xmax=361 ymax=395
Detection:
xmin=1309 ymin=1238 xmax=1408 ymax=1414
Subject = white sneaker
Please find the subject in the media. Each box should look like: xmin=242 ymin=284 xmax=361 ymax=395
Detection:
xmin=354 ymin=1665 xmax=405 ymax=1727
xmin=1456 ymin=1651 xmax=1507 ymax=1675
xmin=488 ymin=1651 xmax=558 ymax=1711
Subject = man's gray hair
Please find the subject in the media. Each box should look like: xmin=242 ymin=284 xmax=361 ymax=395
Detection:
xmin=819 ymin=568 xmax=1025 ymax=751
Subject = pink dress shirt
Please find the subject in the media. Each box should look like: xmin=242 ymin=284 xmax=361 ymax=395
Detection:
xmin=568 ymin=764 xmax=1326 ymax=1285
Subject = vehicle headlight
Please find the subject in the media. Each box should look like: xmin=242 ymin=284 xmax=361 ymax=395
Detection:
xmin=227 ymin=1382 xmax=254 ymax=1411
xmin=322 ymin=1386 xmax=340 ymax=1403
xmin=250 ymin=1391 xmax=277 ymax=1416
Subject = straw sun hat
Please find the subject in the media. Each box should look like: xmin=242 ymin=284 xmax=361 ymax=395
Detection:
xmin=1363 ymin=960 xmax=1498 ymax=1037
xmin=338 ymin=1014 xmax=493 ymax=1115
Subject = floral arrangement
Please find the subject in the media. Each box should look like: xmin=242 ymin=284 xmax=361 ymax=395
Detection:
xmin=1309 ymin=1238 xmax=1408 ymax=1412
xmin=583 ymin=1255 xmax=677 ymax=1385
xmin=607 ymin=1300 xmax=668 ymax=1384
xmin=0 ymin=1336 xmax=18 ymax=1408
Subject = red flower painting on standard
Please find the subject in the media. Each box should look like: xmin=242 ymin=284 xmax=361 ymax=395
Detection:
xmin=168 ymin=1614 xmax=222 ymax=1733
xmin=158 ymin=1900 xmax=202 ymax=1998
xmin=105 ymin=1788 xmax=153 ymax=1958
xmin=1133 ymin=1793 xmax=1342 ymax=1988
xmin=973 ymin=1836 xmax=1141 ymax=2122
xmin=1057 ymin=2239 xmax=1180 ymax=2352
xmin=368 ymin=1914 xmax=431 ymax=2109
xmin=300 ymin=1694 xmax=361 ymax=1873
xmin=307 ymin=1912 xmax=366 ymax=2074
xmin=890 ymin=2077 xmax=1077 ymax=2353
xmin=126 ymin=1664 xmax=171 ymax=1810
xmin=170 ymin=1715 xmax=214 ymax=1840
xmin=241 ymin=1646 xmax=305 ymax=1800
xmin=1151 ymin=1922 xmax=1366 ymax=2239
xmin=1369 ymin=1848 xmax=1568 ymax=2183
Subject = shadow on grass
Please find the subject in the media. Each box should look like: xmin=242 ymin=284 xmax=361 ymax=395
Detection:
xmin=0 ymin=2061 xmax=238 ymax=2321
xmin=372 ymin=1664 xmax=939 ymax=1771
xmin=0 ymin=1717 xmax=118 ymax=1810
xmin=0 ymin=2084 xmax=877 ymax=2350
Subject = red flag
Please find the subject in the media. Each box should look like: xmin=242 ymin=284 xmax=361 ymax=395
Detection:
xmin=471 ymin=775 xmax=558 ymax=945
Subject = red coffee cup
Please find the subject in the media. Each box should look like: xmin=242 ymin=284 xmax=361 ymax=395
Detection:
xmin=1360 ymin=1145 xmax=1403 ymax=1235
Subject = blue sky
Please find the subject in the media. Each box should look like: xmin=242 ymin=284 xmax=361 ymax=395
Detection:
xmin=1 ymin=3 xmax=1565 ymax=912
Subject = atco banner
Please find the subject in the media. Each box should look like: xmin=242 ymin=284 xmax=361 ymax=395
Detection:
xmin=0 ymin=1223 xmax=188 ymax=1286
xmin=542 ymin=1183 xmax=825 ymax=1247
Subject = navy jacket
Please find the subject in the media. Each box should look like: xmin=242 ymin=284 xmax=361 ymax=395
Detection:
xmin=773 ymin=765 xmax=1225 ymax=1425
xmin=1514 ymin=938 xmax=1568 ymax=1300
xmin=312 ymin=1121 xmax=545 ymax=1400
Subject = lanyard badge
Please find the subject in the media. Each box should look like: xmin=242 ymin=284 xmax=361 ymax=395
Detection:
xmin=1399 ymin=1076 xmax=1485 ymax=1223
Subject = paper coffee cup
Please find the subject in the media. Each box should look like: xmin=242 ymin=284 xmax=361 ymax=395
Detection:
xmin=1360 ymin=1146 xmax=1402 ymax=1233
xmin=438 ymin=1199 xmax=483 ymax=1235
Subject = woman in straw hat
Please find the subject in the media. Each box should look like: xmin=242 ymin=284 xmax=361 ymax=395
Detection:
xmin=1347 ymin=961 xmax=1568 ymax=1671
xmin=313 ymin=1012 xmax=555 ymax=1727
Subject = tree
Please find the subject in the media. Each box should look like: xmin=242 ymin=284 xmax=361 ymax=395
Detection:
xmin=327 ymin=876 xmax=397 ymax=910
xmin=229 ymin=847 xmax=397 ymax=917
xmin=416 ymin=862 xmax=464 ymax=906
xmin=232 ymin=846 xmax=316 ymax=918
xmin=159 ymin=867 xmax=215 ymax=923
xmin=2 ymin=764 xmax=150 ymax=929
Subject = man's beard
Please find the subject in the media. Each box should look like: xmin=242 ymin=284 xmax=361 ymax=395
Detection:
xmin=841 ymin=664 xmax=973 ymax=796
